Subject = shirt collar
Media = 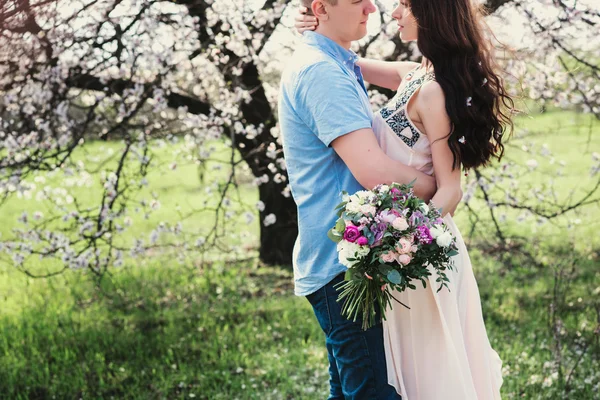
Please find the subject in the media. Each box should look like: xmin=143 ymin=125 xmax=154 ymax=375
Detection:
xmin=303 ymin=31 xmax=359 ymax=68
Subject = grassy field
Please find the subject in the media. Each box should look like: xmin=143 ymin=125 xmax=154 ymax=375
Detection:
xmin=0 ymin=110 xmax=599 ymax=399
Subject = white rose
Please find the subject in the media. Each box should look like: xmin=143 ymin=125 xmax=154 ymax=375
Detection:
xmin=336 ymin=241 xmax=350 ymax=267
xmin=357 ymin=245 xmax=370 ymax=257
xmin=359 ymin=204 xmax=377 ymax=217
xmin=430 ymin=226 xmax=444 ymax=239
xmin=436 ymin=231 xmax=453 ymax=248
xmin=355 ymin=190 xmax=371 ymax=204
xmin=337 ymin=241 xmax=362 ymax=267
xmin=348 ymin=194 xmax=361 ymax=204
xmin=346 ymin=202 xmax=361 ymax=213
xmin=420 ymin=203 xmax=430 ymax=214
xmin=391 ymin=217 xmax=409 ymax=231
xmin=378 ymin=185 xmax=390 ymax=194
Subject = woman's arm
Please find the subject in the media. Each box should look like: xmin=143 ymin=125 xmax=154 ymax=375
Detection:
xmin=357 ymin=59 xmax=419 ymax=91
xmin=416 ymin=81 xmax=463 ymax=216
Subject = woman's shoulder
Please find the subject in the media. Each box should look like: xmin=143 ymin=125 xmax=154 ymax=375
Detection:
xmin=416 ymin=79 xmax=446 ymax=110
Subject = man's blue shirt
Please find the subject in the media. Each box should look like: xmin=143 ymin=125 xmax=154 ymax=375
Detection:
xmin=278 ymin=31 xmax=373 ymax=296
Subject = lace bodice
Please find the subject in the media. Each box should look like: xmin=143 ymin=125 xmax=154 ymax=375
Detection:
xmin=372 ymin=67 xmax=437 ymax=175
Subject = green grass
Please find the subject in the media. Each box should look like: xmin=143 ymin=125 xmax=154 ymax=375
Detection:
xmin=453 ymin=110 xmax=600 ymax=250
xmin=0 ymin=261 xmax=328 ymax=399
xmin=0 ymin=110 xmax=599 ymax=399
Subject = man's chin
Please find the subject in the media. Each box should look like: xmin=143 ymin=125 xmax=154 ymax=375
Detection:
xmin=354 ymin=29 xmax=368 ymax=41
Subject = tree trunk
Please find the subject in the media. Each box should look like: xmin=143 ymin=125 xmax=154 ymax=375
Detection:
xmin=234 ymin=61 xmax=297 ymax=267
xmin=258 ymin=182 xmax=297 ymax=266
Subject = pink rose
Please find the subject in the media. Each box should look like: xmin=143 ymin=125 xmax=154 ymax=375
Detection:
xmin=357 ymin=236 xmax=368 ymax=246
xmin=397 ymin=254 xmax=412 ymax=265
xmin=380 ymin=250 xmax=397 ymax=263
xmin=343 ymin=225 xmax=361 ymax=243
xmin=392 ymin=217 xmax=409 ymax=231
xmin=395 ymin=238 xmax=412 ymax=254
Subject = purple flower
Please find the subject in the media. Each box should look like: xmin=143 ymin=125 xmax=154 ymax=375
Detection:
xmin=369 ymin=222 xmax=387 ymax=247
xmin=416 ymin=225 xmax=433 ymax=244
xmin=357 ymin=236 xmax=368 ymax=246
xmin=409 ymin=211 xmax=423 ymax=226
xmin=410 ymin=211 xmax=432 ymax=227
xmin=377 ymin=210 xmax=396 ymax=224
xmin=343 ymin=225 xmax=361 ymax=243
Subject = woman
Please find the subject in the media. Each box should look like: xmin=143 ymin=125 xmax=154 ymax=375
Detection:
xmin=295 ymin=0 xmax=513 ymax=399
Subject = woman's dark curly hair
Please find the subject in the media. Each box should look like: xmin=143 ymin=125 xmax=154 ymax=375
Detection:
xmin=409 ymin=0 xmax=514 ymax=170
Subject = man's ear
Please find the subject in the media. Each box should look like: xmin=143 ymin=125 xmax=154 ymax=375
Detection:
xmin=312 ymin=0 xmax=330 ymax=21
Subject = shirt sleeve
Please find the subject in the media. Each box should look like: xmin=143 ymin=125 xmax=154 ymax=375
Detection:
xmin=293 ymin=61 xmax=373 ymax=147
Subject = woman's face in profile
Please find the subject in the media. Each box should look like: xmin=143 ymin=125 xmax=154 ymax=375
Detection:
xmin=391 ymin=1 xmax=418 ymax=42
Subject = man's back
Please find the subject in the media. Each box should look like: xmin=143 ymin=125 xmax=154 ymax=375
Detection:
xmin=278 ymin=31 xmax=373 ymax=296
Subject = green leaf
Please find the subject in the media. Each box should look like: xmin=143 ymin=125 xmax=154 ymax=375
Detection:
xmin=378 ymin=263 xmax=392 ymax=275
xmin=447 ymin=250 xmax=459 ymax=257
xmin=387 ymin=270 xmax=402 ymax=284
xmin=344 ymin=269 xmax=353 ymax=281
xmin=335 ymin=218 xmax=346 ymax=233
xmin=327 ymin=228 xmax=343 ymax=243
xmin=334 ymin=200 xmax=347 ymax=210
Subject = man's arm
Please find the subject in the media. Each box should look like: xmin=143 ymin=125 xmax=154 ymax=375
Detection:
xmin=294 ymin=62 xmax=436 ymax=200
xmin=331 ymin=128 xmax=437 ymax=201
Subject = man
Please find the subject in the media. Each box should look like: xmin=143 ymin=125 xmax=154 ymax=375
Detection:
xmin=277 ymin=0 xmax=437 ymax=398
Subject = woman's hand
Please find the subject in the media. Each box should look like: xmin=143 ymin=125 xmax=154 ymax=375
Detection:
xmin=295 ymin=6 xmax=318 ymax=34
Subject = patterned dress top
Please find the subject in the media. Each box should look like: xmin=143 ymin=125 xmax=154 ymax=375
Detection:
xmin=379 ymin=68 xmax=436 ymax=148
xmin=371 ymin=66 xmax=437 ymax=176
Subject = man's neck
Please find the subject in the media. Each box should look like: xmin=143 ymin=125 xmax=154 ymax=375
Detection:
xmin=314 ymin=26 xmax=351 ymax=50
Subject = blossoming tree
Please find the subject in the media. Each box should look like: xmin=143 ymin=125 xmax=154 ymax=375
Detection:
xmin=0 ymin=0 xmax=598 ymax=275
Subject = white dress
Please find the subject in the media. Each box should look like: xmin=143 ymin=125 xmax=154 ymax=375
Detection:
xmin=372 ymin=67 xmax=503 ymax=400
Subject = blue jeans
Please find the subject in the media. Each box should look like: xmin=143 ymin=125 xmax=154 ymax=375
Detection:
xmin=306 ymin=273 xmax=402 ymax=400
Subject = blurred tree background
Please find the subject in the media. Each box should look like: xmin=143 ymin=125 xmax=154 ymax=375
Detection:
xmin=0 ymin=0 xmax=598 ymax=398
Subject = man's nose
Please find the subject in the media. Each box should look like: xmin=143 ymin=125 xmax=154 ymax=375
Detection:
xmin=364 ymin=0 xmax=377 ymax=14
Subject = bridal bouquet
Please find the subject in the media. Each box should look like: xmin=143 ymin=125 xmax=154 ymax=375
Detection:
xmin=328 ymin=182 xmax=459 ymax=330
